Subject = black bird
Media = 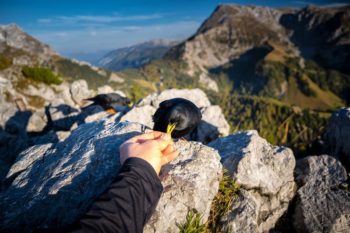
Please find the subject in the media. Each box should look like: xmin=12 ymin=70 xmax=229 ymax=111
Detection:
xmin=153 ymin=98 xmax=202 ymax=138
xmin=84 ymin=93 xmax=131 ymax=114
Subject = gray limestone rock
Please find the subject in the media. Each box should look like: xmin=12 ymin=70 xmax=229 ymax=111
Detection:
xmin=144 ymin=140 xmax=222 ymax=233
xmin=0 ymin=116 xmax=142 ymax=231
xmin=139 ymin=88 xmax=211 ymax=108
xmin=70 ymin=80 xmax=91 ymax=106
xmin=324 ymin=107 xmax=350 ymax=167
xmin=198 ymin=105 xmax=230 ymax=144
xmin=52 ymin=82 xmax=76 ymax=107
xmin=47 ymin=100 xmax=80 ymax=130
xmin=209 ymin=130 xmax=296 ymax=233
xmin=0 ymin=119 xmax=222 ymax=233
xmin=96 ymin=85 xmax=126 ymax=96
xmin=293 ymin=155 xmax=350 ymax=233
xmin=27 ymin=110 xmax=47 ymax=132
xmin=0 ymin=102 xmax=17 ymax=129
xmin=120 ymin=105 xmax=156 ymax=128
xmin=121 ymin=88 xmax=229 ymax=143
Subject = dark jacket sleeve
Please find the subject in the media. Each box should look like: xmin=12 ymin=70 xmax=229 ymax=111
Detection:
xmin=67 ymin=157 xmax=163 ymax=233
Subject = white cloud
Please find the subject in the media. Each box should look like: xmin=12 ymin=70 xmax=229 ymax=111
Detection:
xmin=37 ymin=13 xmax=163 ymax=25
xmin=31 ymin=20 xmax=200 ymax=55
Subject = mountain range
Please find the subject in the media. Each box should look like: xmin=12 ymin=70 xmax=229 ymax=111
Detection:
xmin=165 ymin=4 xmax=350 ymax=110
xmin=1 ymin=4 xmax=350 ymax=155
xmin=97 ymin=39 xmax=179 ymax=71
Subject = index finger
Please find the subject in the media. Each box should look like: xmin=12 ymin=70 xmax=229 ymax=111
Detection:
xmin=127 ymin=131 xmax=169 ymax=143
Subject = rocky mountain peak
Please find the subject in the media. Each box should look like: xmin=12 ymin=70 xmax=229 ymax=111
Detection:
xmin=167 ymin=4 xmax=294 ymax=76
xmin=167 ymin=4 xmax=350 ymax=77
xmin=196 ymin=4 xmax=282 ymax=35
xmin=0 ymin=24 xmax=57 ymax=56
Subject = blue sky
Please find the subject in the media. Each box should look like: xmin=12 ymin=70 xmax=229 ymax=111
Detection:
xmin=0 ymin=0 xmax=348 ymax=60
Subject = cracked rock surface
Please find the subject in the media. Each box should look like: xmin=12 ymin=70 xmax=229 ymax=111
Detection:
xmin=209 ymin=130 xmax=296 ymax=233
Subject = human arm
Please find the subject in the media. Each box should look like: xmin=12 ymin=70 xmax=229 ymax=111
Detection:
xmin=66 ymin=131 xmax=178 ymax=233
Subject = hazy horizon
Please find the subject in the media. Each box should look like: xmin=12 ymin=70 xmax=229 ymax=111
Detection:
xmin=1 ymin=0 xmax=348 ymax=61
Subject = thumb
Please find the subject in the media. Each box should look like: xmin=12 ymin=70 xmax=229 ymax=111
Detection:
xmin=155 ymin=134 xmax=172 ymax=151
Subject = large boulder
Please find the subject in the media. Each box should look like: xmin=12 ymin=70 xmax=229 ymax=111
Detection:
xmin=26 ymin=110 xmax=47 ymax=132
xmin=0 ymin=128 xmax=29 ymax=181
xmin=52 ymin=82 xmax=76 ymax=107
xmin=47 ymin=100 xmax=81 ymax=131
xmin=324 ymin=107 xmax=350 ymax=168
xmin=70 ymin=80 xmax=91 ymax=106
xmin=22 ymin=83 xmax=56 ymax=103
xmin=96 ymin=85 xmax=126 ymax=97
xmin=0 ymin=117 xmax=222 ymax=232
xmin=144 ymin=140 xmax=222 ymax=233
xmin=209 ymin=130 xmax=296 ymax=233
xmin=139 ymin=88 xmax=211 ymax=108
xmin=198 ymin=105 xmax=229 ymax=144
xmin=293 ymin=155 xmax=350 ymax=233
xmin=121 ymin=88 xmax=229 ymax=143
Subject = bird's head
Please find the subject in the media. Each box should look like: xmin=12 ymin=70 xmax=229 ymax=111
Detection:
xmin=153 ymin=98 xmax=202 ymax=138
xmin=164 ymin=106 xmax=193 ymax=135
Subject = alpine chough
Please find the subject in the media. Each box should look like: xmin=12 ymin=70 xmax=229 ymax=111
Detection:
xmin=85 ymin=93 xmax=131 ymax=114
xmin=153 ymin=98 xmax=202 ymax=138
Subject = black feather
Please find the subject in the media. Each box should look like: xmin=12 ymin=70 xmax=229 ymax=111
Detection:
xmin=85 ymin=93 xmax=130 ymax=110
xmin=153 ymin=98 xmax=202 ymax=138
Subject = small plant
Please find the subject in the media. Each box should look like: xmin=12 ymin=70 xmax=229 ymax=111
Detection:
xmin=22 ymin=66 xmax=62 ymax=85
xmin=205 ymin=170 xmax=240 ymax=232
xmin=0 ymin=56 xmax=12 ymax=70
xmin=177 ymin=210 xmax=206 ymax=233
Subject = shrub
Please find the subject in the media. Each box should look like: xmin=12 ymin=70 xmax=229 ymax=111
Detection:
xmin=55 ymin=59 xmax=109 ymax=88
xmin=22 ymin=66 xmax=62 ymax=85
xmin=0 ymin=56 xmax=12 ymax=70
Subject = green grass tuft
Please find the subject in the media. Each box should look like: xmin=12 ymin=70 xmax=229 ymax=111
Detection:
xmin=177 ymin=210 xmax=206 ymax=233
xmin=177 ymin=171 xmax=240 ymax=233
xmin=0 ymin=56 xmax=12 ymax=70
xmin=205 ymin=170 xmax=240 ymax=233
xmin=22 ymin=66 xmax=62 ymax=85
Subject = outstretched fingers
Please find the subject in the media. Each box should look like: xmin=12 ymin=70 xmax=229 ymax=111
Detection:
xmin=127 ymin=131 xmax=167 ymax=143
xmin=161 ymin=150 xmax=179 ymax=165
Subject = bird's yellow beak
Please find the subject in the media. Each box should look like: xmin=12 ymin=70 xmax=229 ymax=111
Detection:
xmin=128 ymin=102 xmax=133 ymax=107
xmin=166 ymin=122 xmax=177 ymax=135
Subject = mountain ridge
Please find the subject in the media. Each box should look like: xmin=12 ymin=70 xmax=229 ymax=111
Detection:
xmin=0 ymin=3 xmax=349 ymax=155
xmin=97 ymin=39 xmax=179 ymax=71
xmin=165 ymin=4 xmax=350 ymax=110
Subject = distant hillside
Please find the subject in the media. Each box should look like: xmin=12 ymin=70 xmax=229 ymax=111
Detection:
xmin=97 ymin=39 xmax=179 ymax=71
xmin=166 ymin=4 xmax=350 ymax=110
xmin=1 ymin=3 xmax=349 ymax=156
xmin=115 ymin=4 xmax=350 ymax=154
xmin=0 ymin=24 xmax=125 ymax=90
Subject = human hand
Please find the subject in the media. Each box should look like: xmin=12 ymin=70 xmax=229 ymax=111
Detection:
xmin=119 ymin=131 xmax=179 ymax=175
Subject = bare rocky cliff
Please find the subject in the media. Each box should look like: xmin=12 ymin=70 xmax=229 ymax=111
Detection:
xmin=167 ymin=4 xmax=350 ymax=74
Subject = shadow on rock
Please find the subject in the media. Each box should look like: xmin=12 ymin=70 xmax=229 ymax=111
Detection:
xmin=0 ymin=120 xmax=143 ymax=232
xmin=0 ymin=104 xmax=115 ymax=184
